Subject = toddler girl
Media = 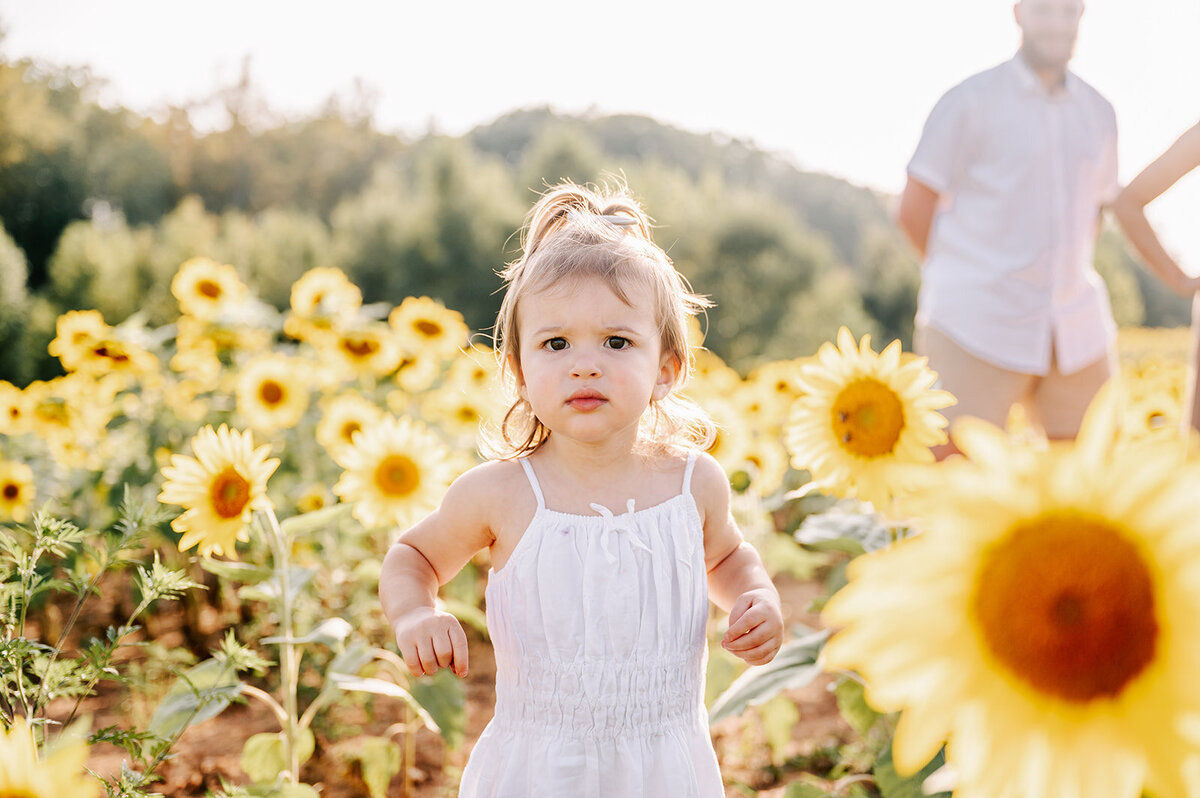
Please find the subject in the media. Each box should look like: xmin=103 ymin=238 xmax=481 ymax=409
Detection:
xmin=379 ymin=182 xmax=783 ymax=797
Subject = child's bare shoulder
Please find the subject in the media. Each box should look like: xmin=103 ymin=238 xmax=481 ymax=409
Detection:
xmin=444 ymin=459 xmax=534 ymax=516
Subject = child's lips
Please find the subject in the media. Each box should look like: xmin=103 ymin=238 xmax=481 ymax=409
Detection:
xmin=566 ymin=390 xmax=606 ymax=411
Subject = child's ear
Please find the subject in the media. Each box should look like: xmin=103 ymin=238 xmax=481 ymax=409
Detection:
xmin=652 ymin=353 xmax=681 ymax=402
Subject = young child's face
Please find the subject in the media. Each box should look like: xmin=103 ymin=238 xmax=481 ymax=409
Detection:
xmin=513 ymin=276 xmax=678 ymax=448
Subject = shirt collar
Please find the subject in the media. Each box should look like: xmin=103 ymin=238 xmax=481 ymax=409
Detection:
xmin=1009 ymin=52 xmax=1078 ymax=98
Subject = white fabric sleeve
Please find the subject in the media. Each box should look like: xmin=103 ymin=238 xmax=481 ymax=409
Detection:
xmin=906 ymin=86 xmax=969 ymax=195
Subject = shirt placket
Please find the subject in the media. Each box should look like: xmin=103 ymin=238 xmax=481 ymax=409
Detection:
xmin=1046 ymin=97 xmax=1067 ymax=366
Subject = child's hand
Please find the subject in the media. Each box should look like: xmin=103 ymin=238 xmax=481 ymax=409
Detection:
xmin=393 ymin=607 xmax=470 ymax=678
xmin=721 ymin=588 xmax=783 ymax=666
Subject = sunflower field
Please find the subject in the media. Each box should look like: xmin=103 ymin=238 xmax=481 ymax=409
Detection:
xmin=1 ymin=256 xmax=1197 ymax=798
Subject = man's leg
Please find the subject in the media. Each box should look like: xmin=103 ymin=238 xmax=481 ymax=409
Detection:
xmin=1030 ymin=347 xmax=1117 ymax=441
xmin=914 ymin=325 xmax=1033 ymax=459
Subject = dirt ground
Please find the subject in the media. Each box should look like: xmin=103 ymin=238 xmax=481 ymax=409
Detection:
xmin=77 ymin=573 xmax=851 ymax=797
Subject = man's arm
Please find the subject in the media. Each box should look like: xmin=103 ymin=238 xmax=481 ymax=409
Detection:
xmin=895 ymin=176 xmax=941 ymax=260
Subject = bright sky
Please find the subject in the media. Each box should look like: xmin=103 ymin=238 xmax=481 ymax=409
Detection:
xmin=2 ymin=0 xmax=1198 ymax=271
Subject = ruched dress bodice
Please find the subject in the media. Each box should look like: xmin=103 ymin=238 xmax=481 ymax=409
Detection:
xmin=457 ymin=454 xmax=723 ymax=798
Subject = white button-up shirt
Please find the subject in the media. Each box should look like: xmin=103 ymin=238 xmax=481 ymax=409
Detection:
xmin=908 ymin=54 xmax=1119 ymax=375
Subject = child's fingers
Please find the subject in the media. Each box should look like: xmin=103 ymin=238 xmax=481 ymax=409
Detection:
xmin=448 ymin=621 xmax=470 ymax=677
xmin=433 ymin=628 xmax=456 ymax=670
xmin=734 ymin=640 xmax=782 ymax=666
xmin=415 ymin=637 xmax=438 ymax=676
xmin=723 ymin=603 xmax=767 ymax=643
xmin=722 ymin=621 xmax=773 ymax=652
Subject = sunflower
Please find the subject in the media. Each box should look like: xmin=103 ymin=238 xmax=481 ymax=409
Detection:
xmin=235 ymin=354 xmax=311 ymax=432
xmin=48 ymin=309 xmax=111 ymax=371
xmin=333 ymin=416 xmax=456 ymax=531
xmin=387 ymin=296 xmax=469 ymax=358
xmin=390 ymin=349 xmax=441 ymax=396
xmin=0 ymin=460 xmax=36 ymax=522
xmin=0 ymin=716 xmax=99 ymax=798
xmin=23 ymin=374 xmax=120 ymax=470
xmin=316 ymin=393 xmax=384 ymax=459
xmin=421 ymin=383 xmax=503 ymax=442
xmin=785 ymin=327 xmax=955 ymax=508
xmin=0 ymin=381 xmax=29 ymax=435
xmin=822 ymin=402 xmax=1200 ymax=798
xmin=317 ymin=322 xmax=404 ymax=380
xmin=171 ymin=257 xmax=248 ymax=320
xmin=284 ymin=266 xmax=362 ymax=342
xmin=686 ymin=348 xmax=743 ymax=401
xmin=158 ymin=424 xmax=280 ymax=558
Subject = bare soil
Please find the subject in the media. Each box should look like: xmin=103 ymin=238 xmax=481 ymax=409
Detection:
xmin=75 ymin=573 xmax=852 ymax=797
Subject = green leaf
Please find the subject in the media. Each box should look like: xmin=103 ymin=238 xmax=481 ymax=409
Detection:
xmin=329 ymin=674 xmax=440 ymax=734
xmin=704 ymin=643 xmax=745 ymax=709
xmin=708 ymin=629 xmax=830 ymax=725
xmin=834 ymin=676 xmax=881 ymax=737
xmin=200 ymin=559 xmax=274 ymax=585
xmin=784 ymin=783 xmax=833 ymax=798
xmin=262 ymin=617 xmax=353 ymax=648
xmin=241 ymin=729 xmax=315 ymax=784
xmin=759 ymin=694 xmax=799 ymax=765
xmin=278 ymin=503 xmax=355 ymax=539
xmin=147 ymin=658 xmax=241 ymax=740
xmin=874 ymin=742 xmax=949 ymax=798
xmin=795 ymin=509 xmax=889 ymax=554
xmin=279 ymin=785 xmax=321 ymax=798
xmin=755 ymin=531 xmax=825 ymax=581
xmin=340 ymin=737 xmax=402 ymax=798
xmin=238 ymin=566 xmax=317 ymax=604
xmin=409 ymin=669 xmax=467 ymax=749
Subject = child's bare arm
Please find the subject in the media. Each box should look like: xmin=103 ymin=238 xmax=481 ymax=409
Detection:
xmin=379 ymin=465 xmax=498 ymax=678
xmin=694 ymin=453 xmax=783 ymax=666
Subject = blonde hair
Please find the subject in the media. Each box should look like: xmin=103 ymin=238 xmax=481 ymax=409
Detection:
xmin=487 ymin=181 xmax=715 ymax=458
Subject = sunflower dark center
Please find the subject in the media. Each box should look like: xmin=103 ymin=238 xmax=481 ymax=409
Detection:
xmin=830 ymin=377 xmax=905 ymax=457
xmin=209 ymin=467 xmax=251 ymax=519
xmin=973 ymin=513 xmax=1158 ymax=703
xmin=414 ymin=320 xmax=442 ymax=337
xmin=259 ymin=381 xmax=285 ymax=405
xmin=374 ymin=454 xmax=420 ymax=498
xmin=197 ymin=280 xmax=223 ymax=299
xmin=342 ymin=337 xmax=380 ymax=358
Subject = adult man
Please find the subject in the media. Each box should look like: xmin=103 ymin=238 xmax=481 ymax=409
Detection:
xmin=896 ymin=0 xmax=1118 ymax=457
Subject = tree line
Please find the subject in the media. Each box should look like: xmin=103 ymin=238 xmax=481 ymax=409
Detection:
xmin=0 ymin=47 xmax=1186 ymax=385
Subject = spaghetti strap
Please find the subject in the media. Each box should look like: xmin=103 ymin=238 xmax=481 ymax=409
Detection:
xmin=681 ymin=451 xmax=697 ymax=496
xmin=519 ymin=458 xmax=546 ymax=510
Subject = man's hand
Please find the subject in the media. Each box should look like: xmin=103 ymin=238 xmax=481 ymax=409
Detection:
xmin=393 ymin=606 xmax=469 ymax=678
xmin=721 ymin=588 xmax=784 ymax=666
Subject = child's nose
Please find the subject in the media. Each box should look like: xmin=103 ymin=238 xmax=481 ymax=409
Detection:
xmin=570 ymin=358 xmax=601 ymax=378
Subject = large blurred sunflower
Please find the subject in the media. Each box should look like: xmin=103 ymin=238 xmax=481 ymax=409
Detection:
xmin=0 ymin=460 xmax=36 ymax=522
xmin=387 ymin=296 xmax=469 ymax=358
xmin=785 ymin=327 xmax=954 ymax=508
xmin=171 ymin=257 xmax=248 ymax=320
xmin=158 ymin=424 xmax=280 ymax=558
xmin=333 ymin=416 xmax=456 ymax=531
xmin=235 ymin=354 xmax=311 ymax=432
xmin=822 ymin=401 xmax=1200 ymax=798
xmin=0 ymin=716 xmax=99 ymax=798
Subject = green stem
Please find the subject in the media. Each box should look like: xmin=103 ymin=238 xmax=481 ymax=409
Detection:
xmin=260 ymin=508 xmax=301 ymax=784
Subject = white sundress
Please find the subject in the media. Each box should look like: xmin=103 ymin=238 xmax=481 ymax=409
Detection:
xmin=458 ymin=452 xmax=723 ymax=798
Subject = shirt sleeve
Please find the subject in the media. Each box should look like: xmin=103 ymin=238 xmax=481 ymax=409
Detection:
xmin=907 ymin=86 xmax=970 ymax=195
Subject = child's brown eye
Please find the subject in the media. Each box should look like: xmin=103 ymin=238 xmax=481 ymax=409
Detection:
xmin=606 ymin=337 xmax=630 ymax=350
xmin=545 ymin=338 xmax=568 ymax=351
